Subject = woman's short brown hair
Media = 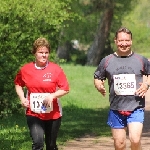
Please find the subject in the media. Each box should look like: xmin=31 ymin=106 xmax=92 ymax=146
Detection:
xmin=32 ymin=37 xmax=51 ymax=54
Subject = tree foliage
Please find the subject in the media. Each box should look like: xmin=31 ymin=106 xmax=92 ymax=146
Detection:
xmin=57 ymin=0 xmax=138 ymax=65
xmin=121 ymin=0 xmax=150 ymax=53
xmin=86 ymin=0 xmax=139 ymax=65
xmin=0 ymin=0 xmax=75 ymax=117
xmin=0 ymin=0 xmax=149 ymax=116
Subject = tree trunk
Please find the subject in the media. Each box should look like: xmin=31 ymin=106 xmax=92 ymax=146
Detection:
xmin=56 ymin=41 xmax=72 ymax=61
xmin=87 ymin=4 xmax=114 ymax=66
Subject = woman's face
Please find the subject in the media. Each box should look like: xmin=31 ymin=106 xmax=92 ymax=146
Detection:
xmin=34 ymin=46 xmax=49 ymax=67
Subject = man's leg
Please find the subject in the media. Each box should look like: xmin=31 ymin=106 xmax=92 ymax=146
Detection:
xmin=127 ymin=108 xmax=144 ymax=150
xmin=128 ymin=122 xmax=143 ymax=150
xmin=111 ymin=128 xmax=127 ymax=150
xmin=107 ymin=110 xmax=128 ymax=150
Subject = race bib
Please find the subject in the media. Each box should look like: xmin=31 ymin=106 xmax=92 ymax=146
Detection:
xmin=113 ymin=74 xmax=136 ymax=95
xmin=30 ymin=93 xmax=53 ymax=113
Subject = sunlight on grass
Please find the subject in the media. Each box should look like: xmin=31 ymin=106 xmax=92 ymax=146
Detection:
xmin=61 ymin=64 xmax=110 ymax=109
xmin=1 ymin=64 xmax=111 ymax=150
xmin=0 ymin=116 xmax=31 ymax=150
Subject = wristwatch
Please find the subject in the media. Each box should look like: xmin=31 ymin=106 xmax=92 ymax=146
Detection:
xmin=145 ymin=82 xmax=150 ymax=90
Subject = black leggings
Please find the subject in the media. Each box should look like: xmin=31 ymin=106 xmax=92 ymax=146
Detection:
xmin=26 ymin=115 xmax=61 ymax=150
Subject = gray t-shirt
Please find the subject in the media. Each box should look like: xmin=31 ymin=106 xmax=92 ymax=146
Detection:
xmin=94 ymin=52 xmax=150 ymax=111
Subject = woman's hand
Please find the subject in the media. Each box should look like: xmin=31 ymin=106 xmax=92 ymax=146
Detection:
xmin=42 ymin=94 xmax=54 ymax=108
xmin=42 ymin=90 xmax=69 ymax=108
xmin=21 ymin=98 xmax=29 ymax=108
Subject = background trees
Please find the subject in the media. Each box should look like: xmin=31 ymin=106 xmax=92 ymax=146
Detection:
xmin=86 ymin=0 xmax=139 ymax=65
xmin=0 ymin=0 xmax=150 ymax=117
xmin=56 ymin=0 xmax=138 ymax=65
xmin=0 ymin=0 xmax=75 ymax=117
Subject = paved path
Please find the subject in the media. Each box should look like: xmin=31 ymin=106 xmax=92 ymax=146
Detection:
xmin=61 ymin=76 xmax=150 ymax=150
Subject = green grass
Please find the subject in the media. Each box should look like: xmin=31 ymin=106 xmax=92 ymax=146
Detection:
xmin=139 ymin=52 xmax=150 ymax=59
xmin=0 ymin=115 xmax=30 ymax=150
xmin=0 ymin=64 xmax=111 ymax=150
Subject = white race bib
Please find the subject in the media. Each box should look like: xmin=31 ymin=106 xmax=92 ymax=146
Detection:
xmin=30 ymin=93 xmax=53 ymax=113
xmin=113 ymin=74 xmax=136 ymax=95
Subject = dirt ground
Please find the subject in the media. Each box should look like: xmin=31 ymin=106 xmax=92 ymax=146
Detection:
xmin=60 ymin=77 xmax=150 ymax=150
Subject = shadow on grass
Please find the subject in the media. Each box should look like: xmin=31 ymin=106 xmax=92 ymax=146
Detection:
xmin=0 ymin=114 xmax=30 ymax=150
xmin=0 ymin=133 xmax=30 ymax=150
xmin=58 ymin=104 xmax=111 ymax=144
xmin=0 ymin=105 xmax=111 ymax=149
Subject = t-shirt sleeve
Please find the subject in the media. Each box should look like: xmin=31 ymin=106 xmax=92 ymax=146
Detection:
xmin=145 ymin=58 xmax=150 ymax=75
xmin=14 ymin=70 xmax=25 ymax=87
xmin=56 ymin=68 xmax=69 ymax=91
xmin=94 ymin=58 xmax=106 ymax=80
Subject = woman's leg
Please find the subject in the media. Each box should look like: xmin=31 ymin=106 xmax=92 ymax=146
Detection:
xmin=26 ymin=115 xmax=45 ymax=150
xmin=45 ymin=117 xmax=61 ymax=150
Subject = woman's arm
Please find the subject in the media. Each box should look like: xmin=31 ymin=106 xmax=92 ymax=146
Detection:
xmin=15 ymin=84 xmax=29 ymax=108
xmin=43 ymin=89 xmax=69 ymax=108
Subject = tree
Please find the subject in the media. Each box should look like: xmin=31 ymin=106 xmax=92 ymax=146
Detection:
xmin=87 ymin=0 xmax=138 ymax=65
xmin=56 ymin=0 xmax=138 ymax=65
xmin=87 ymin=1 xmax=114 ymax=65
xmin=56 ymin=0 xmax=101 ymax=64
xmin=0 ymin=0 xmax=75 ymax=117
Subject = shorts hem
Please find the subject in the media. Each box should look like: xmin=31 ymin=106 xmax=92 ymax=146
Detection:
xmin=127 ymin=121 xmax=144 ymax=124
xmin=107 ymin=122 xmax=126 ymax=129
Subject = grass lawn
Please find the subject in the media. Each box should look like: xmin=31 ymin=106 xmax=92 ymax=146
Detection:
xmin=139 ymin=52 xmax=150 ymax=59
xmin=0 ymin=64 xmax=111 ymax=150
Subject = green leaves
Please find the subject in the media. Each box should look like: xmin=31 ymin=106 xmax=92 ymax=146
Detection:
xmin=0 ymin=0 xmax=76 ymax=117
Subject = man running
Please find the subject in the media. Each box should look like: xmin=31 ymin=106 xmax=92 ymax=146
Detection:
xmin=94 ymin=27 xmax=150 ymax=150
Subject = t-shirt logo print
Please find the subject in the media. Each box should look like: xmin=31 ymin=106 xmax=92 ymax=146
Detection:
xmin=43 ymin=73 xmax=52 ymax=81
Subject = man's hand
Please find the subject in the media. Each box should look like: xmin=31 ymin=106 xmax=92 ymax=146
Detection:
xmin=136 ymin=82 xmax=148 ymax=98
xmin=94 ymin=79 xmax=106 ymax=96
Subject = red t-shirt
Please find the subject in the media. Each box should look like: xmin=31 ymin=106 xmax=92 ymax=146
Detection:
xmin=14 ymin=62 xmax=69 ymax=120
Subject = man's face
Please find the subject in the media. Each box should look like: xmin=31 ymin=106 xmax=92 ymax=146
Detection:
xmin=114 ymin=32 xmax=132 ymax=54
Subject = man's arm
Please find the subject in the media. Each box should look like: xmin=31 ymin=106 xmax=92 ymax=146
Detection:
xmin=94 ymin=79 xmax=106 ymax=96
xmin=145 ymin=75 xmax=150 ymax=89
xmin=136 ymin=75 xmax=150 ymax=97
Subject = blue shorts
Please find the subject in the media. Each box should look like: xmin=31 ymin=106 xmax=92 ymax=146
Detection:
xmin=107 ymin=108 xmax=144 ymax=129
